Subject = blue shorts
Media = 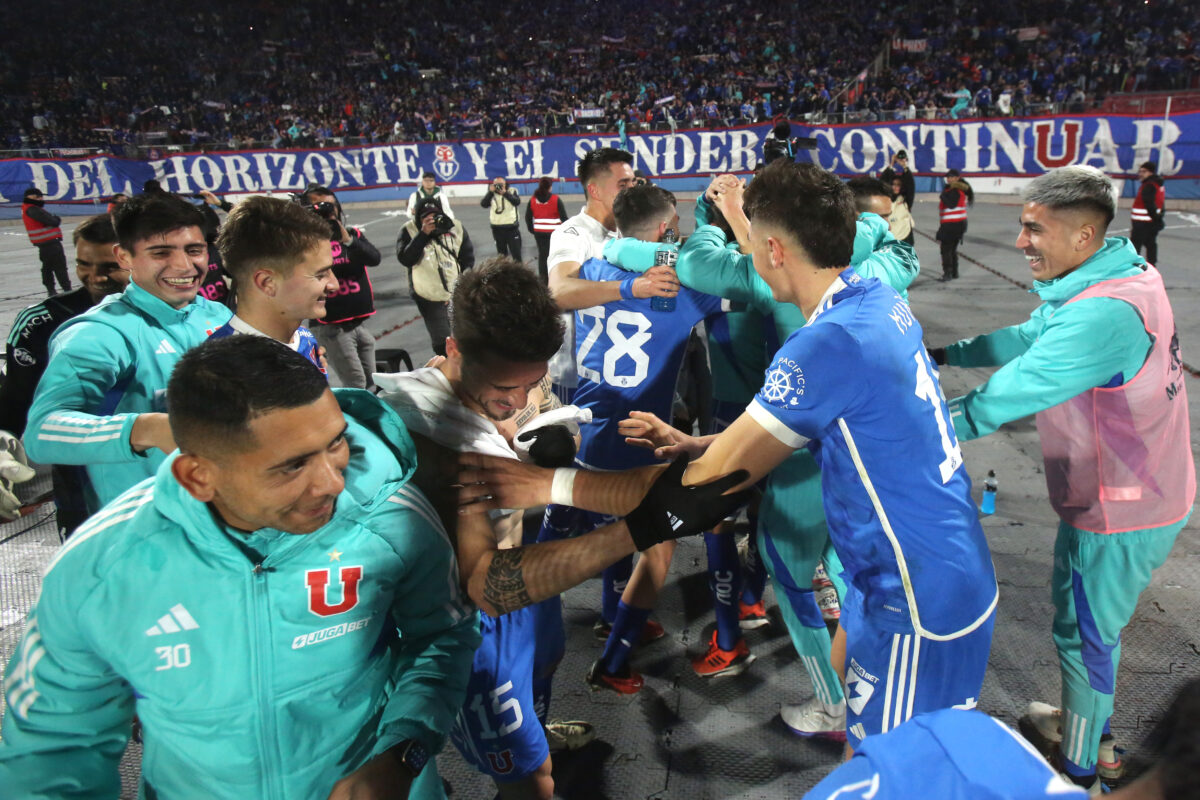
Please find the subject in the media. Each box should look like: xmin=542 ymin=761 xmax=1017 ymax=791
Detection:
xmin=450 ymin=605 xmax=556 ymax=781
xmin=842 ymin=603 xmax=995 ymax=750
xmin=537 ymin=502 xmax=616 ymax=543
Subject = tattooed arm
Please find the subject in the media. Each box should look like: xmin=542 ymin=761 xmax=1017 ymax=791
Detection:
xmin=412 ymin=430 xmax=637 ymax=617
xmin=461 ymin=518 xmax=637 ymax=617
xmin=535 ymin=374 xmax=561 ymax=413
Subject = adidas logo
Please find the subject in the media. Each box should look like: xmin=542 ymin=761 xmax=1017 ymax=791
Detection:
xmin=850 ymin=722 xmax=866 ymax=741
xmin=667 ymin=512 xmax=684 ymax=531
xmin=145 ymin=604 xmax=199 ymax=636
xmin=155 ymin=339 xmax=177 ymax=355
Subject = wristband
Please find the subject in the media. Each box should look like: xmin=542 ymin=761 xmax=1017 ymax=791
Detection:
xmin=619 ymin=276 xmax=637 ymax=301
xmin=550 ymin=468 xmax=578 ymax=506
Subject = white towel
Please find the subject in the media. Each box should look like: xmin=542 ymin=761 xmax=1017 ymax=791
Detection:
xmin=375 ymin=368 xmax=593 ymax=521
xmin=375 ymin=367 xmax=516 ymax=459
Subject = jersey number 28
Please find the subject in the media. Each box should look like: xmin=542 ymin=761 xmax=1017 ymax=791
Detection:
xmin=577 ymin=308 xmax=652 ymax=388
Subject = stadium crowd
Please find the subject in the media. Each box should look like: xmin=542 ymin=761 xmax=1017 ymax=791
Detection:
xmin=2 ymin=0 xmax=1198 ymax=153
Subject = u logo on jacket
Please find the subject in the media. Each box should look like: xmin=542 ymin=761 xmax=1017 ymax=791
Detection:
xmin=306 ymin=565 xmax=364 ymax=617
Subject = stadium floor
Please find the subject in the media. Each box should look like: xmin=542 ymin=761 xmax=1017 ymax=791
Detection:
xmin=1 ymin=194 xmax=1198 ymax=798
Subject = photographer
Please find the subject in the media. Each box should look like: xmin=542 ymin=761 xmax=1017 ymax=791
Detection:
xmin=300 ymin=184 xmax=384 ymax=389
xmin=479 ymin=177 xmax=523 ymax=261
xmin=879 ymin=150 xmax=916 ymax=211
xmin=397 ymin=199 xmax=475 ymax=357
xmin=195 ymin=190 xmax=235 ymax=307
xmin=762 ymin=120 xmax=796 ymax=165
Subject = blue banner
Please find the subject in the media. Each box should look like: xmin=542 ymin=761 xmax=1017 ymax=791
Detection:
xmin=2 ymin=113 xmax=1197 ymax=204
xmin=797 ymin=112 xmax=1198 ymax=178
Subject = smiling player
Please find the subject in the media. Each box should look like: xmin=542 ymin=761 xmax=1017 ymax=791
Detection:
xmin=25 ymin=192 xmax=233 ymax=517
xmin=209 ymin=196 xmax=338 ymax=371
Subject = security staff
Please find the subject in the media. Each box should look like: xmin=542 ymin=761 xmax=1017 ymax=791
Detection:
xmin=21 ymin=187 xmax=71 ymax=296
xmin=936 ymin=169 xmax=973 ymax=280
xmin=1130 ymin=161 xmax=1166 ymax=266
xmin=526 ymin=176 xmax=569 ymax=283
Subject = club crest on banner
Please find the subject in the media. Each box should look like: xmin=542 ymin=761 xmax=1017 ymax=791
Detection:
xmin=433 ymin=145 xmax=460 ymax=181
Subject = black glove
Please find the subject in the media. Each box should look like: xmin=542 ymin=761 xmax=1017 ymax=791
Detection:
xmin=516 ymin=424 xmax=576 ymax=468
xmin=624 ymin=454 xmax=751 ymax=551
xmin=927 ymin=346 xmax=947 ymax=366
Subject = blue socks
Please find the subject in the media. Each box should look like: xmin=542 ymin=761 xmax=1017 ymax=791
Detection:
xmin=601 ymin=600 xmax=650 ymax=674
xmin=704 ymin=531 xmax=743 ymax=650
xmin=601 ymin=555 xmax=633 ymax=624
xmin=1061 ymin=755 xmax=1096 ymax=782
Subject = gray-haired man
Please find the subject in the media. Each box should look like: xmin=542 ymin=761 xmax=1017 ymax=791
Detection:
xmin=930 ymin=165 xmax=1194 ymax=792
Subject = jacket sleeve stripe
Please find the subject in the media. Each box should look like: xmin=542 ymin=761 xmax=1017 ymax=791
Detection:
xmin=38 ymin=432 xmax=124 ymax=444
xmin=2 ymin=621 xmax=44 ymax=721
xmin=387 ymin=488 xmax=472 ymax=621
xmin=40 ymin=422 xmax=126 ymax=433
xmin=44 ymin=487 xmax=155 ymax=575
xmin=44 ymin=413 xmax=129 ymax=429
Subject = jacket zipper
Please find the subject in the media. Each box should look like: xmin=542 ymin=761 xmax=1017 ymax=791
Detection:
xmin=250 ymin=561 xmax=281 ymax=800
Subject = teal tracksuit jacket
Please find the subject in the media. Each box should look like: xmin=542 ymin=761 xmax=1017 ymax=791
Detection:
xmin=24 ymin=281 xmax=233 ymax=513
xmin=603 ymin=200 xmax=920 ymax=337
xmin=944 ymin=238 xmax=1152 ymax=442
xmin=1 ymin=389 xmax=480 ymax=799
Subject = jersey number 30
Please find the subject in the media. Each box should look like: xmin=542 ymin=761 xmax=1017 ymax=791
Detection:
xmin=577 ymin=308 xmax=652 ymax=388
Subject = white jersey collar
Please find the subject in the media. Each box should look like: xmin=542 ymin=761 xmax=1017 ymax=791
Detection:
xmin=227 ymin=314 xmax=302 ymax=350
xmin=804 ymin=274 xmax=850 ymax=326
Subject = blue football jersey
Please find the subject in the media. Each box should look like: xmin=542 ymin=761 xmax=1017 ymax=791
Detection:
xmin=294 ymin=327 xmax=325 ymax=374
xmin=573 ymin=256 xmax=724 ymax=470
xmin=748 ymin=269 xmax=996 ymax=637
xmin=805 ymin=709 xmax=1088 ymax=800
xmin=209 ymin=320 xmax=326 ymax=376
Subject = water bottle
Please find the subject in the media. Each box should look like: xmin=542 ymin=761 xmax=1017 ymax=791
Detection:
xmin=981 ymin=470 xmax=997 ymax=515
xmin=650 ymin=228 xmax=678 ymax=312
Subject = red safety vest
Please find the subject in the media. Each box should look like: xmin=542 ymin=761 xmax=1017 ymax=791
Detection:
xmin=530 ymin=195 xmax=563 ymax=234
xmin=939 ymin=190 xmax=968 ymax=223
xmin=1130 ymin=180 xmax=1165 ymax=223
xmin=22 ymin=203 xmax=62 ymax=245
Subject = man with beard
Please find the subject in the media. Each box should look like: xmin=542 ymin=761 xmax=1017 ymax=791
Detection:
xmin=377 ymin=258 xmax=745 ymax=799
